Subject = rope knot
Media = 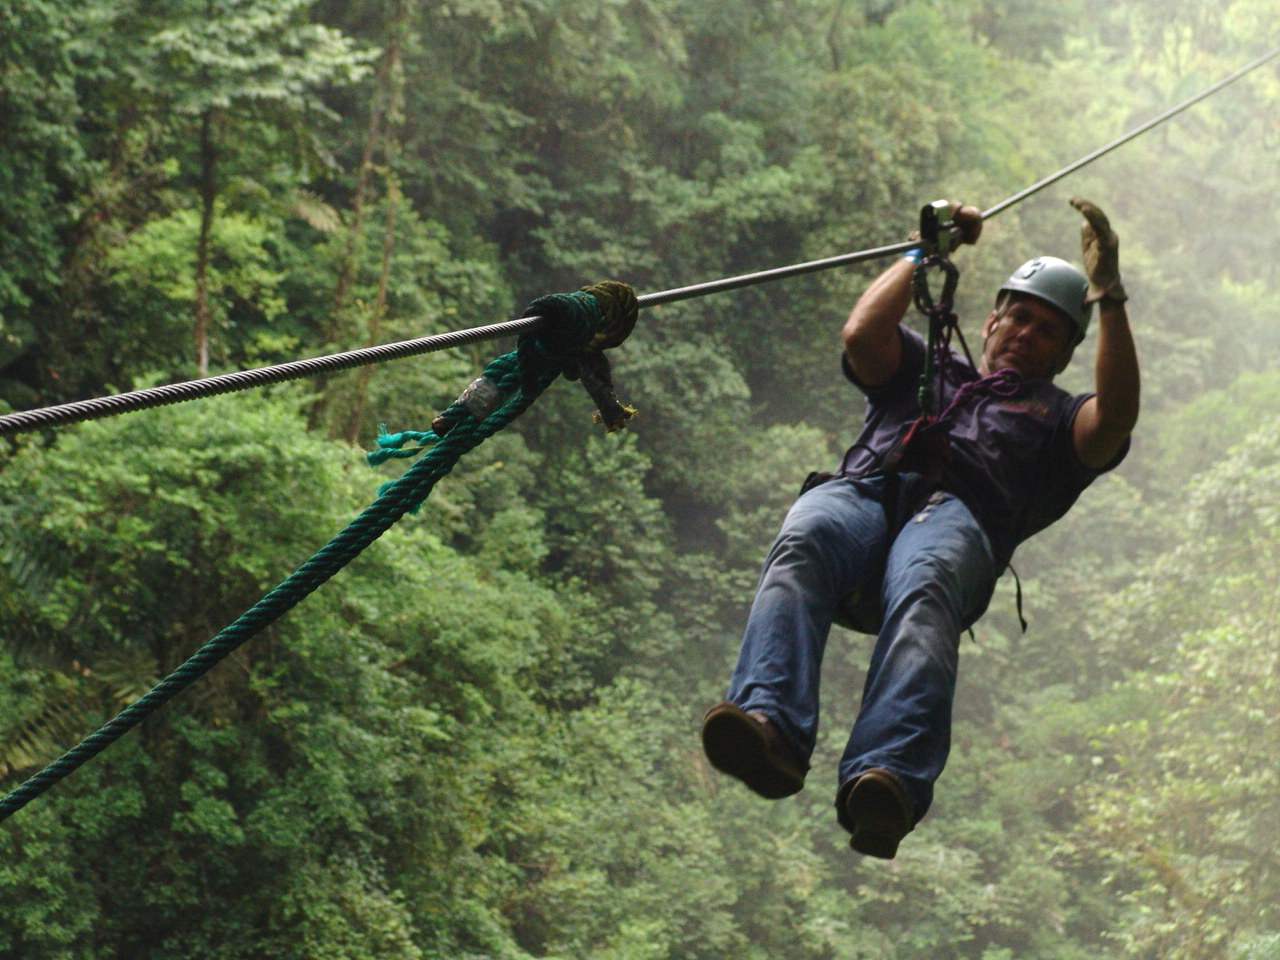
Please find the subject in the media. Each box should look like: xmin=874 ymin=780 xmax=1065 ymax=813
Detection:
xmin=518 ymin=280 xmax=639 ymax=431
xmin=373 ymin=280 xmax=639 ymax=471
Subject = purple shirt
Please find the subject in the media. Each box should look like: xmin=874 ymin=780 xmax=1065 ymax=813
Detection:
xmin=841 ymin=326 xmax=1127 ymax=564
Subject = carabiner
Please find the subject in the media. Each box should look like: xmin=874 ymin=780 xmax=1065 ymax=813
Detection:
xmin=911 ymin=255 xmax=959 ymax=318
xmin=911 ymin=254 xmax=962 ymax=418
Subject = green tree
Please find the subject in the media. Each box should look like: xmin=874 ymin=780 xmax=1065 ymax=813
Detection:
xmin=0 ymin=0 xmax=96 ymax=410
xmin=144 ymin=0 xmax=372 ymax=375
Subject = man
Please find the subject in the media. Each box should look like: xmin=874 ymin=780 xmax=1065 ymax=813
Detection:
xmin=701 ymin=198 xmax=1139 ymax=859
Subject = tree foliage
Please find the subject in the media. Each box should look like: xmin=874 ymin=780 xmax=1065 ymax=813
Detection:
xmin=2 ymin=0 xmax=1278 ymax=956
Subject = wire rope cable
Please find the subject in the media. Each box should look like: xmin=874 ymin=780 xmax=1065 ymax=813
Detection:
xmin=1 ymin=44 xmax=1276 ymax=441
xmin=980 ymin=44 xmax=1280 ymax=220
xmin=0 ymin=241 xmax=918 ymax=438
xmin=0 ymin=317 xmax=542 ymax=436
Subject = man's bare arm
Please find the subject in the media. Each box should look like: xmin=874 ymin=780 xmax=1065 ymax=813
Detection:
xmin=1068 ymin=198 xmax=1140 ymax=469
xmin=842 ymin=258 xmax=914 ymax=388
xmin=1073 ymin=299 xmax=1140 ymax=467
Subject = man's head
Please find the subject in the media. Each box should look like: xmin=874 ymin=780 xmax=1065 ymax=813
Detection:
xmin=981 ymin=256 xmax=1091 ymax=379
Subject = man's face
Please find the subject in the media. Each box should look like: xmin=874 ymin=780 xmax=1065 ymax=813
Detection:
xmin=980 ymin=294 xmax=1075 ymax=379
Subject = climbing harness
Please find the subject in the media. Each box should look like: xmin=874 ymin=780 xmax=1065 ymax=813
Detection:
xmin=2 ymin=45 xmax=1279 ymax=821
xmin=847 ymin=201 xmax=1032 ymax=634
xmin=909 ymin=207 xmax=1033 ymax=633
xmin=867 ymin=201 xmax=976 ymax=484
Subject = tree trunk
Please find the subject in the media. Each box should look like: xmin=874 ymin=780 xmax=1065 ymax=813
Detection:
xmin=343 ymin=19 xmax=404 ymax=444
xmin=193 ymin=109 xmax=217 ymax=378
xmin=331 ymin=50 xmax=390 ymax=319
xmin=308 ymin=36 xmax=393 ymax=429
xmin=344 ymin=174 xmax=400 ymax=443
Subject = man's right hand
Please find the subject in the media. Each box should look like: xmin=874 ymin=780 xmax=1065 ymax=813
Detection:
xmin=953 ymin=204 xmax=983 ymax=247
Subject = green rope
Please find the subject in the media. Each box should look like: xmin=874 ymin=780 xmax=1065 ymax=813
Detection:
xmin=0 ymin=283 xmax=636 ymax=823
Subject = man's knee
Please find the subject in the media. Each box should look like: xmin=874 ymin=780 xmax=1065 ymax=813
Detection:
xmin=784 ymin=486 xmax=884 ymax=551
xmin=884 ymin=501 xmax=995 ymax=625
xmin=883 ymin=551 xmax=990 ymax=631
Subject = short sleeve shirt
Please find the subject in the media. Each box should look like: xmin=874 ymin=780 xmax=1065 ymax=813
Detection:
xmin=840 ymin=325 xmax=1128 ymax=564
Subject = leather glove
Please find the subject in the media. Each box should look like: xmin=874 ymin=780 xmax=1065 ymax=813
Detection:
xmin=953 ymin=204 xmax=983 ymax=246
xmin=1070 ymin=197 xmax=1127 ymax=303
xmin=907 ymin=202 xmax=982 ymax=251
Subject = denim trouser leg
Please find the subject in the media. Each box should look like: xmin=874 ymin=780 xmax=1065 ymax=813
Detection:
xmin=837 ymin=493 xmax=995 ymax=822
xmin=726 ymin=477 xmax=891 ymax=756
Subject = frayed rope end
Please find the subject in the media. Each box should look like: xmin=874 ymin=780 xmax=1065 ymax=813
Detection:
xmin=366 ymin=423 xmax=439 ymax=467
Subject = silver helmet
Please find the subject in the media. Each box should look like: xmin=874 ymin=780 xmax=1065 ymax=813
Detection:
xmin=998 ymin=256 xmax=1091 ymax=344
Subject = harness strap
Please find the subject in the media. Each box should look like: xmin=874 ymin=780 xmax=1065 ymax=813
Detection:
xmin=1007 ymin=561 xmax=1029 ymax=634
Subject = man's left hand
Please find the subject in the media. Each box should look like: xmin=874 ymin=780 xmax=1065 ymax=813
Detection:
xmin=1070 ymin=197 xmax=1127 ymax=303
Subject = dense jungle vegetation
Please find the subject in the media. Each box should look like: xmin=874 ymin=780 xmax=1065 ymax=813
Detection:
xmin=2 ymin=1 xmax=1278 ymax=957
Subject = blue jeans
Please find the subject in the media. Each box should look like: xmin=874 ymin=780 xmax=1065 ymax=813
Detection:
xmin=725 ymin=474 xmax=996 ymax=822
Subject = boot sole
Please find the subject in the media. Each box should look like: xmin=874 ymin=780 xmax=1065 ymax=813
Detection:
xmin=845 ymin=772 xmax=911 ymax=859
xmin=701 ymin=704 xmax=804 ymax=799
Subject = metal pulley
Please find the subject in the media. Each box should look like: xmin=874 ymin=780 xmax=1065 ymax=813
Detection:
xmin=918 ymin=199 xmax=962 ymax=256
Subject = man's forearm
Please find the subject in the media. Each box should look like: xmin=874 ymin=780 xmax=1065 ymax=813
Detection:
xmin=1092 ymin=299 xmax=1140 ymax=434
xmin=845 ymin=258 xmax=914 ymax=343
xmin=842 ymin=258 xmax=914 ymax=385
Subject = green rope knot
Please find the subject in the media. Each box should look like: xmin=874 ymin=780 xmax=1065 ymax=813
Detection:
xmin=518 ymin=280 xmax=639 ymax=432
xmin=412 ymin=280 xmax=639 ymax=447
xmin=581 ymin=279 xmax=639 ymax=350
xmin=370 ymin=278 xmax=639 ymax=483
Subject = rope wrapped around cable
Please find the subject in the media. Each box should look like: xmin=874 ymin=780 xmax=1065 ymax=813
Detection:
xmin=0 ymin=281 xmax=639 ymax=823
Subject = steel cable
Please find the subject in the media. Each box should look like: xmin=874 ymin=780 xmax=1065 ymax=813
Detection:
xmin=2 ymin=44 xmax=1276 ymax=440
xmin=980 ymin=44 xmax=1280 ymax=220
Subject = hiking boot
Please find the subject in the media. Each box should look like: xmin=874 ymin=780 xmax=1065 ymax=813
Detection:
xmin=701 ymin=702 xmax=807 ymax=799
xmin=838 ymin=768 xmax=914 ymax=859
